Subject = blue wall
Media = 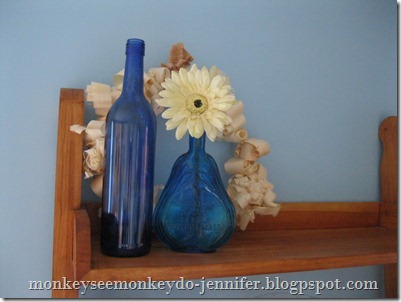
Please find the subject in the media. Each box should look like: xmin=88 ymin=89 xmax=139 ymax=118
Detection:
xmin=0 ymin=0 xmax=396 ymax=298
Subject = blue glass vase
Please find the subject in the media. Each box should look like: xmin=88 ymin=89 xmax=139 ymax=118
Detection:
xmin=100 ymin=39 xmax=156 ymax=257
xmin=153 ymin=134 xmax=236 ymax=253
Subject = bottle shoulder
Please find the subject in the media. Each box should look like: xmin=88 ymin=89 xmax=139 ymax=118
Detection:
xmin=171 ymin=151 xmax=217 ymax=171
xmin=107 ymin=95 xmax=156 ymax=124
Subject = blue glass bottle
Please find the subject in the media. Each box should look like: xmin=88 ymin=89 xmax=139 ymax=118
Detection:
xmin=153 ymin=134 xmax=236 ymax=253
xmin=101 ymin=39 xmax=156 ymax=257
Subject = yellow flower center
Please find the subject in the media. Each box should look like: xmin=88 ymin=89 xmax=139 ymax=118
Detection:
xmin=187 ymin=94 xmax=208 ymax=115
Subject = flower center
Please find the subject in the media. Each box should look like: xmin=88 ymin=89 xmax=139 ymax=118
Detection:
xmin=194 ymin=99 xmax=203 ymax=108
xmin=187 ymin=94 xmax=208 ymax=115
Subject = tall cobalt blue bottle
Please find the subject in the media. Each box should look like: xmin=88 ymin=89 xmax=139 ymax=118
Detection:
xmin=101 ymin=39 xmax=156 ymax=257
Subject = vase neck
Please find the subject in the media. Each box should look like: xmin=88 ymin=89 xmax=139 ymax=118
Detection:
xmin=188 ymin=134 xmax=206 ymax=154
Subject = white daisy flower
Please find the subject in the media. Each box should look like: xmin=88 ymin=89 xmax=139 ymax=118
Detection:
xmin=156 ymin=64 xmax=236 ymax=141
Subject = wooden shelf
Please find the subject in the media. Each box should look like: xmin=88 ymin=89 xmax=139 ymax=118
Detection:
xmin=52 ymin=89 xmax=398 ymax=298
xmin=74 ymin=203 xmax=397 ymax=283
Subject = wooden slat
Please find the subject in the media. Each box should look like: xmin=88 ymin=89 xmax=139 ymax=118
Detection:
xmin=80 ymin=225 xmax=396 ymax=282
xmin=247 ymin=201 xmax=379 ymax=231
xmin=384 ymin=264 xmax=398 ymax=298
xmin=379 ymin=116 xmax=398 ymax=298
xmin=52 ymin=89 xmax=84 ymax=298
xmin=379 ymin=116 xmax=398 ymax=206
xmin=82 ymin=201 xmax=380 ymax=235
xmin=73 ymin=209 xmax=91 ymax=282
xmin=84 ymin=202 xmax=102 ymax=236
xmin=379 ymin=203 xmax=397 ymax=230
xmin=379 ymin=116 xmax=398 ymax=231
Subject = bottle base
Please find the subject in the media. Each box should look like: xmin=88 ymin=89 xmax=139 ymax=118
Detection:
xmin=101 ymin=245 xmax=151 ymax=257
xmin=170 ymin=247 xmax=216 ymax=254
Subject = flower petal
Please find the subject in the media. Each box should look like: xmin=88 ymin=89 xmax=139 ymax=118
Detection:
xmin=166 ymin=118 xmax=181 ymax=130
xmin=210 ymin=75 xmax=224 ymax=92
xmin=175 ymin=120 xmax=188 ymax=140
xmin=212 ymin=102 xmax=235 ymax=111
xmin=171 ymin=109 xmax=190 ymax=122
xmin=161 ymin=106 xmax=184 ymax=119
xmin=187 ymin=118 xmax=204 ymax=138
xmin=179 ymin=68 xmax=189 ymax=85
xmin=202 ymin=117 xmax=217 ymax=141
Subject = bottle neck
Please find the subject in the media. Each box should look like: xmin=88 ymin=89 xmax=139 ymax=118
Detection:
xmin=189 ymin=134 xmax=206 ymax=154
xmin=122 ymin=39 xmax=144 ymax=96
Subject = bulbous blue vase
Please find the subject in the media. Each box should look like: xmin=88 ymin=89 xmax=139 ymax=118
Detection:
xmin=153 ymin=134 xmax=236 ymax=253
